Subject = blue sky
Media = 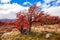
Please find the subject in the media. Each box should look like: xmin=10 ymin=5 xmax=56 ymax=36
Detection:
xmin=9 ymin=0 xmax=43 ymax=7
xmin=10 ymin=0 xmax=60 ymax=7
xmin=0 ymin=0 xmax=60 ymax=19
xmin=0 ymin=0 xmax=60 ymax=7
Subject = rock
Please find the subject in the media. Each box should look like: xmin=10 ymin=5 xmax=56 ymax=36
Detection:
xmin=45 ymin=33 xmax=52 ymax=38
xmin=1 ymin=28 xmax=21 ymax=40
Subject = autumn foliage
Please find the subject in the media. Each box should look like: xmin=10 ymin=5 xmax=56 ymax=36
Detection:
xmin=0 ymin=4 xmax=60 ymax=32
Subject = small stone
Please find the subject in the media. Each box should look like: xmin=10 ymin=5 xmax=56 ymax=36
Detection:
xmin=45 ymin=33 xmax=52 ymax=38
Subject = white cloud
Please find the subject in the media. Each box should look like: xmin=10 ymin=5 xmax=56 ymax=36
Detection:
xmin=36 ymin=1 xmax=60 ymax=17
xmin=42 ymin=6 xmax=60 ymax=17
xmin=36 ymin=2 xmax=42 ymax=7
xmin=23 ymin=2 xmax=28 ymax=5
xmin=0 ymin=3 xmax=29 ymax=19
xmin=43 ymin=0 xmax=60 ymax=6
xmin=0 ymin=13 xmax=16 ymax=19
xmin=0 ymin=3 xmax=29 ymax=14
xmin=42 ymin=3 xmax=50 ymax=8
xmin=56 ymin=0 xmax=60 ymax=4
xmin=23 ymin=2 xmax=32 ymax=5
xmin=36 ymin=2 xmax=50 ymax=9
xmin=1 ymin=0 xmax=11 ymax=3
xmin=44 ymin=0 xmax=55 ymax=3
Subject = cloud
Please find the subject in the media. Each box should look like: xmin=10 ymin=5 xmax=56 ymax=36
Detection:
xmin=0 ymin=13 xmax=16 ymax=19
xmin=0 ymin=0 xmax=60 ymax=19
xmin=0 ymin=3 xmax=29 ymax=14
xmin=0 ymin=3 xmax=29 ymax=19
xmin=44 ymin=0 xmax=55 ymax=3
xmin=42 ymin=3 xmax=50 ymax=8
xmin=36 ymin=2 xmax=42 ymax=7
xmin=23 ymin=1 xmax=32 ymax=5
xmin=1 ymin=0 xmax=11 ymax=3
xmin=36 ymin=0 xmax=60 ymax=17
xmin=56 ymin=0 xmax=60 ymax=3
xmin=56 ymin=0 xmax=60 ymax=6
xmin=42 ymin=6 xmax=60 ymax=17
xmin=43 ymin=0 xmax=60 ymax=6
xmin=36 ymin=2 xmax=50 ymax=8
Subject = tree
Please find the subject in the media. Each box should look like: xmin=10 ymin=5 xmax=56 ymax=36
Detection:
xmin=16 ymin=4 xmax=60 ymax=34
xmin=28 ymin=4 xmax=39 ymax=33
xmin=16 ymin=12 xmax=30 ymax=34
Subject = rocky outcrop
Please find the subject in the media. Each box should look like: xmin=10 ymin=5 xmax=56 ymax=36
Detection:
xmin=1 ymin=28 xmax=20 ymax=40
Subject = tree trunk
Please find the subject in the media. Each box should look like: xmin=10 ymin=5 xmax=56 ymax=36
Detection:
xmin=29 ymin=18 xmax=32 ymax=34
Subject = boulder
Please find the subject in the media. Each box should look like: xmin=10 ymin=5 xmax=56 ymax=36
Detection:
xmin=1 ymin=28 xmax=20 ymax=40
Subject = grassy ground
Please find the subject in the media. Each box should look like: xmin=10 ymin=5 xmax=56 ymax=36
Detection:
xmin=11 ymin=31 xmax=60 ymax=40
xmin=0 ymin=25 xmax=60 ymax=40
xmin=0 ymin=31 xmax=60 ymax=40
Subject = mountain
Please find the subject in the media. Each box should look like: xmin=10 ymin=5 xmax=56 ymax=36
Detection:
xmin=0 ymin=19 xmax=16 ymax=22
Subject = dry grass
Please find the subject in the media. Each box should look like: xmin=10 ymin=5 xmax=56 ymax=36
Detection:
xmin=0 ymin=25 xmax=60 ymax=40
xmin=10 ymin=31 xmax=60 ymax=40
